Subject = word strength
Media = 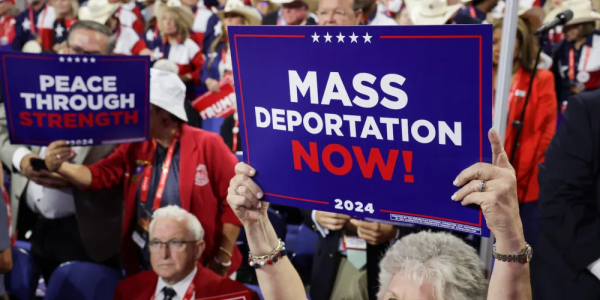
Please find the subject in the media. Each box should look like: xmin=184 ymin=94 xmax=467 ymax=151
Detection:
xmin=17 ymin=75 xmax=138 ymax=128
xmin=253 ymin=71 xmax=462 ymax=146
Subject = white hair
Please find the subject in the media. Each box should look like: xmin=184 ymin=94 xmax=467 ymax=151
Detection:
xmin=377 ymin=231 xmax=487 ymax=300
xmin=149 ymin=205 xmax=205 ymax=241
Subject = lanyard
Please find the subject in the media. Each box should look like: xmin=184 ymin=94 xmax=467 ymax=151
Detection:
xmin=469 ymin=5 xmax=477 ymax=18
xmin=569 ymin=47 xmax=592 ymax=81
xmin=221 ymin=46 xmax=227 ymax=64
xmin=28 ymin=4 xmax=48 ymax=35
xmin=140 ymin=130 xmax=180 ymax=211
xmin=232 ymin=118 xmax=239 ymax=152
xmin=150 ymin=282 xmax=194 ymax=300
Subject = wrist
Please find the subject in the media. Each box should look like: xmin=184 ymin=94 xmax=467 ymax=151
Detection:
xmin=244 ymin=218 xmax=280 ymax=256
xmin=494 ymin=227 xmax=526 ymax=254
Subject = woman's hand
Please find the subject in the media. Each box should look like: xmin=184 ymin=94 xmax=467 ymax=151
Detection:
xmin=453 ymin=129 xmax=525 ymax=252
xmin=227 ymin=162 xmax=268 ymax=226
xmin=206 ymin=78 xmax=220 ymax=93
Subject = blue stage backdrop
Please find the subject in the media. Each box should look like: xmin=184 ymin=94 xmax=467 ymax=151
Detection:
xmin=229 ymin=25 xmax=493 ymax=237
xmin=0 ymin=53 xmax=150 ymax=146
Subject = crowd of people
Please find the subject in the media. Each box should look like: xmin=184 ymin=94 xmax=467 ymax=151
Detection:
xmin=0 ymin=0 xmax=597 ymax=299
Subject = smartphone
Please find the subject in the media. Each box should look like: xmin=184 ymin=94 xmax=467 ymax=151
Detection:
xmin=30 ymin=158 xmax=48 ymax=172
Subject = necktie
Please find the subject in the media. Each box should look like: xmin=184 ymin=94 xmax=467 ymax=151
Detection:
xmin=162 ymin=287 xmax=177 ymax=300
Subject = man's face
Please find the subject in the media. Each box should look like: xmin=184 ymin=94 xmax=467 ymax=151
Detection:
xmin=317 ymin=0 xmax=362 ymax=25
xmin=65 ymin=28 xmax=109 ymax=55
xmin=150 ymin=218 xmax=205 ymax=283
xmin=281 ymin=1 xmax=308 ymax=25
xmin=381 ymin=272 xmax=436 ymax=300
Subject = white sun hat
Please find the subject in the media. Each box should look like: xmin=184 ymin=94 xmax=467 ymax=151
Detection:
xmin=412 ymin=0 xmax=462 ymax=25
xmin=150 ymin=68 xmax=188 ymax=122
xmin=215 ymin=0 xmax=262 ymax=25
xmin=78 ymin=0 xmax=120 ymax=24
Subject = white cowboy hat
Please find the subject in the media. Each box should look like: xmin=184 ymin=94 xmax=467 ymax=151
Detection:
xmin=545 ymin=0 xmax=600 ymax=25
xmin=489 ymin=0 xmax=535 ymax=20
xmin=412 ymin=0 xmax=462 ymax=25
xmin=215 ymin=0 xmax=262 ymax=25
xmin=150 ymin=68 xmax=188 ymax=122
xmin=269 ymin=0 xmax=318 ymax=12
xmin=78 ymin=0 xmax=120 ymax=25
xmin=22 ymin=40 xmax=41 ymax=53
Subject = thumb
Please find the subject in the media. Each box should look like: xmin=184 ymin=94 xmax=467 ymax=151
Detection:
xmin=489 ymin=128 xmax=511 ymax=169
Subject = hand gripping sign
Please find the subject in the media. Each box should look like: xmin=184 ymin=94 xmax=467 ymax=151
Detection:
xmin=0 ymin=53 xmax=150 ymax=146
xmin=229 ymin=25 xmax=493 ymax=236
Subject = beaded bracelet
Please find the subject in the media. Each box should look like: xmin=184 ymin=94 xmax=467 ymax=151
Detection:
xmin=248 ymin=239 xmax=288 ymax=269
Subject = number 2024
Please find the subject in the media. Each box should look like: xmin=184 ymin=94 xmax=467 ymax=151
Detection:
xmin=334 ymin=199 xmax=374 ymax=214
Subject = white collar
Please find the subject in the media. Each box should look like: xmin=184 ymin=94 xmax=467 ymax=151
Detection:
xmin=155 ymin=267 xmax=197 ymax=300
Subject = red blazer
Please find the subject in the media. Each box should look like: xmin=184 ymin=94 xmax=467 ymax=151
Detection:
xmin=85 ymin=124 xmax=242 ymax=276
xmin=504 ymin=68 xmax=557 ymax=203
xmin=112 ymin=264 xmax=260 ymax=300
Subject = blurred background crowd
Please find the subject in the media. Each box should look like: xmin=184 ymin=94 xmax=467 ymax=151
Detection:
xmin=0 ymin=0 xmax=598 ymax=299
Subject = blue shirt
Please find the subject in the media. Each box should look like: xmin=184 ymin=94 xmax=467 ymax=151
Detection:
xmin=136 ymin=141 xmax=182 ymax=270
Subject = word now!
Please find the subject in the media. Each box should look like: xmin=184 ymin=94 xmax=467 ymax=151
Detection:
xmin=292 ymin=140 xmax=414 ymax=182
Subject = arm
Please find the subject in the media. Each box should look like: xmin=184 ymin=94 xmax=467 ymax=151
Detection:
xmin=538 ymin=95 xmax=600 ymax=272
xmin=51 ymin=141 xmax=130 ymax=190
xmin=228 ymin=163 xmax=306 ymax=300
xmin=453 ymin=129 xmax=531 ymax=300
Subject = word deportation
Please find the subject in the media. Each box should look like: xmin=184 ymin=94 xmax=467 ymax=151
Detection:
xmin=18 ymin=75 xmax=139 ymax=128
xmin=254 ymin=71 xmax=462 ymax=145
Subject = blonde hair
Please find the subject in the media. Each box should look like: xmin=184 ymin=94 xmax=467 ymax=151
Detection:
xmin=54 ymin=0 xmax=79 ymax=19
xmin=157 ymin=6 xmax=194 ymax=41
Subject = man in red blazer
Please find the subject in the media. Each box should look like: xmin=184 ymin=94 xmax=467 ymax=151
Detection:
xmin=46 ymin=69 xmax=242 ymax=277
xmin=113 ymin=205 xmax=258 ymax=300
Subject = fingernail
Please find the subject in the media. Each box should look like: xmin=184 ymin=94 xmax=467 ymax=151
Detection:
xmin=257 ymin=192 xmax=263 ymax=199
xmin=257 ymin=202 xmax=262 ymax=209
xmin=249 ymin=169 xmax=256 ymax=176
xmin=451 ymin=193 xmax=457 ymax=201
xmin=453 ymin=179 xmax=459 ymax=186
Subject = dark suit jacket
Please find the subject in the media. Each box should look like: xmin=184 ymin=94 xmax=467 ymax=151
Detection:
xmin=300 ymin=210 xmax=417 ymax=300
xmin=532 ymin=90 xmax=600 ymax=299
xmin=262 ymin=9 xmax=317 ymax=25
xmin=113 ymin=264 xmax=259 ymax=300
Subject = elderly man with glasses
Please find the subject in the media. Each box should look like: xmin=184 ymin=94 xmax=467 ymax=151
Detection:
xmin=113 ymin=205 xmax=258 ymax=300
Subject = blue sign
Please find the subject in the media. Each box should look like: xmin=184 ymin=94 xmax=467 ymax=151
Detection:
xmin=229 ymin=25 xmax=493 ymax=237
xmin=0 ymin=53 xmax=151 ymax=146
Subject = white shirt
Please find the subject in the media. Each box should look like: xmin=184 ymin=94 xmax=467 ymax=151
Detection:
xmin=155 ymin=267 xmax=197 ymax=300
xmin=12 ymin=146 xmax=80 ymax=219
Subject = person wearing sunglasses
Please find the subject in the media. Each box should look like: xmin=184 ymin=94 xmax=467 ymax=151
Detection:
xmin=113 ymin=205 xmax=258 ymax=300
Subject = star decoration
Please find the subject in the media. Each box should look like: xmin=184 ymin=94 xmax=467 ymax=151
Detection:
xmin=350 ymin=32 xmax=358 ymax=43
xmin=82 ymin=57 xmax=88 ymax=63
xmin=336 ymin=32 xmax=345 ymax=43
xmin=75 ymin=57 xmax=80 ymax=63
xmin=59 ymin=57 xmax=64 ymax=62
xmin=90 ymin=57 xmax=96 ymax=63
xmin=21 ymin=18 xmax=30 ymax=31
xmin=67 ymin=57 xmax=72 ymax=62
xmin=311 ymin=32 xmax=320 ymax=42
xmin=324 ymin=32 xmax=332 ymax=43
xmin=55 ymin=23 xmax=65 ymax=38
xmin=363 ymin=32 xmax=372 ymax=43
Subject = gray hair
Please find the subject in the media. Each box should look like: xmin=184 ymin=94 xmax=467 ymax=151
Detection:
xmin=67 ymin=20 xmax=116 ymax=54
xmin=149 ymin=205 xmax=205 ymax=241
xmin=378 ymin=231 xmax=487 ymax=300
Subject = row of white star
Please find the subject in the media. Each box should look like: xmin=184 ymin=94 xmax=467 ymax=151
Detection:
xmin=311 ymin=32 xmax=372 ymax=43
xmin=58 ymin=57 xmax=97 ymax=63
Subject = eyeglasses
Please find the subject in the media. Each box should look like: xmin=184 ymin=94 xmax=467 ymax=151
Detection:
xmin=149 ymin=240 xmax=198 ymax=253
